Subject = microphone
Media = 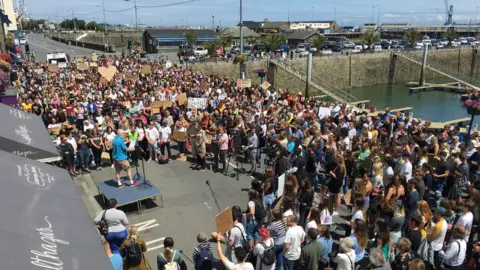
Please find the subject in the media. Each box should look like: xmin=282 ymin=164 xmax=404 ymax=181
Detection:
xmin=206 ymin=180 xmax=211 ymax=185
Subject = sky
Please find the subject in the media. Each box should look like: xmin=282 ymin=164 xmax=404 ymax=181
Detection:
xmin=25 ymin=0 xmax=480 ymax=27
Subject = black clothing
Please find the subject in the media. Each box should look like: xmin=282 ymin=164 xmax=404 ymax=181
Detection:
xmin=405 ymin=229 xmax=422 ymax=253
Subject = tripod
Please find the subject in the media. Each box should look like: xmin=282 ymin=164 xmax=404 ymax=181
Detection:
xmin=225 ymin=150 xmax=244 ymax=181
xmin=133 ymin=145 xmax=152 ymax=189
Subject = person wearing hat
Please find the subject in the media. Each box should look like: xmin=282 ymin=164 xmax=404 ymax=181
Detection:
xmin=332 ymin=237 xmax=356 ymax=270
xmin=192 ymin=232 xmax=214 ymax=269
xmin=428 ymin=206 xmax=448 ymax=269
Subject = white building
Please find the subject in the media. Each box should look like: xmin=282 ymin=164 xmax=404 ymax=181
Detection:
xmin=289 ymin=21 xmax=339 ymax=31
xmin=0 ymin=0 xmax=17 ymax=32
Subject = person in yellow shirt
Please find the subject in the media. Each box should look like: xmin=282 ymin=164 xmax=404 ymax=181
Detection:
xmin=427 ymin=207 xmax=448 ymax=269
xmin=22 ymin=100 xmax=32 ymax=111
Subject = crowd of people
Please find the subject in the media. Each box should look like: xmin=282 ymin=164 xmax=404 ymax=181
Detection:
xmin=12 ymin=51 xmax=480 ymax=270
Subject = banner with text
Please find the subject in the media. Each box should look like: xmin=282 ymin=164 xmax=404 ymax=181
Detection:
xmin=187 ymin=98 xmax=208 ymax=109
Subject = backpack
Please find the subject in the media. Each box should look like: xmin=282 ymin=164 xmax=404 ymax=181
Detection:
xmin=254 ymin=200 xmax=266 ymax=221
xmin=233 ymin=225 xmax=250 ymax=254
xmin=194 ymin=248 xmax=213 ymax=270
xmin=161 ymin=250 xmax=179 ymax=270
xmin=126 ymin=238 xmax=143 ymax=266
xmin=259 ymin=239 xmax=276 ymax=266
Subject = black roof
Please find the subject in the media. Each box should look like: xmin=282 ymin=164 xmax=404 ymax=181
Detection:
xmin=241 ymin=21 xmax=263 ymax=29
xmin=145 ymin=28 xmax=217 ymax=38
xmin=0 ymin=103 xmax=61 ymax=162
xmin=0 ymin=150 xmax=112 ymax=269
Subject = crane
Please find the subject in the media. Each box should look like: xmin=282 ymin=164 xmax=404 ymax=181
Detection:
xmin=444 ymin=0 xmax=454 ymax=25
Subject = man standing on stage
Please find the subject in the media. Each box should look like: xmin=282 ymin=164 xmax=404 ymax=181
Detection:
xmin=112 ymin=130 xmax=138 ymax=188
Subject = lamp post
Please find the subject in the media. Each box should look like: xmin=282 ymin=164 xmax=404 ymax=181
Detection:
xmin=239 ymin=0 xmax=245 ymax=79
xmin=372 ymin=5 xmax=380 ymax=24
xmin=125 ymin=0 xmax=139 ymax=42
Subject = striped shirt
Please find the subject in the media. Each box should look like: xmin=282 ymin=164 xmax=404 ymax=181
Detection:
xmin=268 ymin=220 xmax=286 ymax=246
xmin=192 ymin=242 xmax=212 ymax=262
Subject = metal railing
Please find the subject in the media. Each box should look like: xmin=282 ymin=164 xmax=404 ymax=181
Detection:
xmin=395 ymin=50 xmax=480 ymax=88
xmin=270 ymin=57 xmax=357 ymax=103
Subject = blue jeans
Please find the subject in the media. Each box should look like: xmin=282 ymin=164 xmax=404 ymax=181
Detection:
xmin=264 ymin=193 xmax=275 ymax=209
xmin=246 ymin=218 xmax=259 ymax=241
xmin=77 ymin=151 xmax=89 ymax=169
xmin=105 ymin=229 xmax=128 ymax=255
xmin=283 ymin=258 xmax=298 ymax=270
xmin=275 ymin=244 xmax=284 ymax=270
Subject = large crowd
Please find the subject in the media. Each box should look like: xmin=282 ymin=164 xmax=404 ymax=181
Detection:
xmin=12 ymin=52 xmax=480 ymax=270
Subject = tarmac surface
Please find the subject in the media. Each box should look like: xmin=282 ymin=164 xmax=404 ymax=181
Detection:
xmin=75 ymin=144 xmax=348 ymax=269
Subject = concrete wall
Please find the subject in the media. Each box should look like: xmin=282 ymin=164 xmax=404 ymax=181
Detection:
xmin=185 ymin=60 xmax=268 ymax=85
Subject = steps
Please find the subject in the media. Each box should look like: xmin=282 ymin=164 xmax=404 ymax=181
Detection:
xmin=73 ymin=174 xmax=103 ymax=218
xmin=394 ymin=51 xmax=480 ymax=90
xmin=269 ymin=58 xmax=357 ymax=103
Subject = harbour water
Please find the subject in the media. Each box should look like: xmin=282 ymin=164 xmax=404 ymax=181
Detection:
xmin=351 ymin=78 xmax=480 ymax=125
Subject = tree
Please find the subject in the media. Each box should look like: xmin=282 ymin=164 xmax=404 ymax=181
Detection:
xmin=245 ymin=36 xmax=258 ymax=45
xmin=362 ymin=31 xmax=379 ymax=50
xmin=184 ymin=30 xmax=198 ymax=46
xmin=444 ymin=28 xmax=457 ymax=46
xmin=203 ymin=41 xmax=219 ymax=57
xmin=218 ymin=35 xmax=232 ymax=49
xmin=86 ymin=21 xmax=104 ymax=31
xmin=403 ymin=29 xmax=420 ymax=48
xmin=262 ymin=35 xmax=286 ymax=52
xmin=311 ymin=35 xmax=326 ymax=53
xmin=60 ymin=18 xmax=86 ymax=31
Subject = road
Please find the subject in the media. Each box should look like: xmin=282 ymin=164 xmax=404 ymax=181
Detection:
xmin=77 ymin=144 xmax=347 ymax=269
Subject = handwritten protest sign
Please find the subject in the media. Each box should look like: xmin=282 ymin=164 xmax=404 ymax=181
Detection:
xmin=172 ymin=131 xmax=188 ymax=141
xmin=204 ymin=134 xmax=213 ymax=144
xmin=125 ymin=75 xmax=139 ymax=81
xmin=177 ymin=93 xmax=187 ymax=105
xmin=90 ymin=62 xmax=98 ymax=67
xmin=77 ymin=63 xmax=89 ymax=71
xmin=99 ymin=77 xmax=108 ymax=84
xmin=184 ymin=70 xmax=191 ymax=76
xmin=260 ymin=81 xmax=271 ymax=90
xmin=187 ymin=98 xmax=207 ymax=109
xmin=34 ymin=69 xmax=44 ymax=75
xmin=216 ymin=208 xmax=234 ymax=234
xmin=236 ymin=79 xmax=251 ymax=88
xmin=151 ymin=107 xmax=160 ymax=114
xmin=48 ymin=127 xmax=61 ymax=135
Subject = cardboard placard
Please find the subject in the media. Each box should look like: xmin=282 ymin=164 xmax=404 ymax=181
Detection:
xmin=184 ymin=70 xmax=191 ymax=76
xmin=276 ymin=173 xmax=285 ymax=197
xmin=75 ymin=74 xmax=85 ymax=80
xmin=177 ymin=93 xmax=187 ymax=105
xmin=76 ymin=58 xmax=84 ymax=63
xmin=204 ymin=134 xmax=213 ymax=144
xmin=151 ymin=107 xmax=160 ymax=114
xmin=90 ymin=62 xmax=98 ymax=67
xmin=48 ymin=64 xmax=58 ymax=73
xmin=77 ymin=63 xmax=89 ymax=71
xmin=187 ymin=98 xmax=208 ymax=109
xmin=216 ymin=208 xmax=234 ymax=235
xmin=152 ymin=100 xmax=172 ymax=108
xmin=172 ymin=131 xmax=188 ymax=141
xmin=126 ymin=75 xmax=139 ymax=81
xmin=48 ymin=127 xmax=61 ymax=135
xmin=260 ymin=81 xmax=271 ymax=90
xmin=34 ymin=68 xmax=44 ymax=74
xmin=236 ymin=79 xmax=252 ymax=88
xmin=98 ymin=66 xmax=117 ymax=81
xmin=91 ymin=55 xmax=98 ymax=62
xmin=141 ymin=65 xmax=152 ymax=75
xmin=99 ymin=77 xmax=108 ymax=84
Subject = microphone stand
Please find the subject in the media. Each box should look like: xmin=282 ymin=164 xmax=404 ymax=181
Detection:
xmin=206 ymin=180 xmax=221 ymax=213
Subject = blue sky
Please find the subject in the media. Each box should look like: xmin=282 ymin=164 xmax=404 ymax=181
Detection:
xmin=26 ymin=0 xmax=480 ymax=27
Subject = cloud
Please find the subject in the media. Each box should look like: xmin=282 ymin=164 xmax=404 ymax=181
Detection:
xmin=384 ymin=13 xmax=400 ymax=18
xmin=409 ymin=10 xmax=416 ymax=13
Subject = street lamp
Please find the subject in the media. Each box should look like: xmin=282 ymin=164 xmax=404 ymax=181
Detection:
xmin=372 ymin=5 xmax=380 ymax=24
xmin=125 ymin=0 xmax=139 ymax=42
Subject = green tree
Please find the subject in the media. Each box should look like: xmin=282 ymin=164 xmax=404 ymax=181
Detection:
xmin=361 ymin=31 xmax=379 ymax=50
xmin=184 ymin=30 xmax=198 ymax=46
xmin=262 ymin=35 xmax=286 ymax=52
xmin=444 ymin=27 xmax=457 ymax=46
xmin=245 ymin=36 xmax=258 ymax=45
xmin=311 ymin=35 xmax=326 ymax=53
xmin=403 ymin=29 xmax=420 ymax=48
xmin=203 ymin=41 xmax=219 ymax=57
xmin=218 ymin=35 xmax=232 ymax=49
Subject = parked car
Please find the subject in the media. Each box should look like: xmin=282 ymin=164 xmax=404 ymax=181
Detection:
xmin=305 ymin=43 xmax=317 ymax=53
xmin=458 ymin=37 xmax=468 ymax=45
xmin=319 ymin=49 xmax=333 ymax=55
xmin=373 ymin=44 xmax=382 ymax=52
xmin=230 ymin=45 xmax=252 ymax=54
xmin=295 ymin=44 xmax=307 ymax=53
xmin=194 ymin=47 xmax=208 ymax=56
xmin=342 ymin=41 xmax=355 ymax=49
xmin=467 ymin=37 xmax=477 ymax=45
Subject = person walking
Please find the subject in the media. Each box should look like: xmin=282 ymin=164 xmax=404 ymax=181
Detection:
xmin=94 ymin=198 xmax=129 ymax=255
xmin=120 ymin=225 xmax=152 ymax=270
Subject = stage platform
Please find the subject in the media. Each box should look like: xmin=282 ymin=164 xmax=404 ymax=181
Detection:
xmin=96 ymin=176 xmax=163 ymax=213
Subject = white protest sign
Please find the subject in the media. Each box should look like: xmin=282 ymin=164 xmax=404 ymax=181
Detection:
xmin=317 ymin=107 xmax=331 ymax=119
xmin=276 ymin=173 xmax=285 ymax=197
xmin=187 ymin=98 xmax=208 ymax=109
